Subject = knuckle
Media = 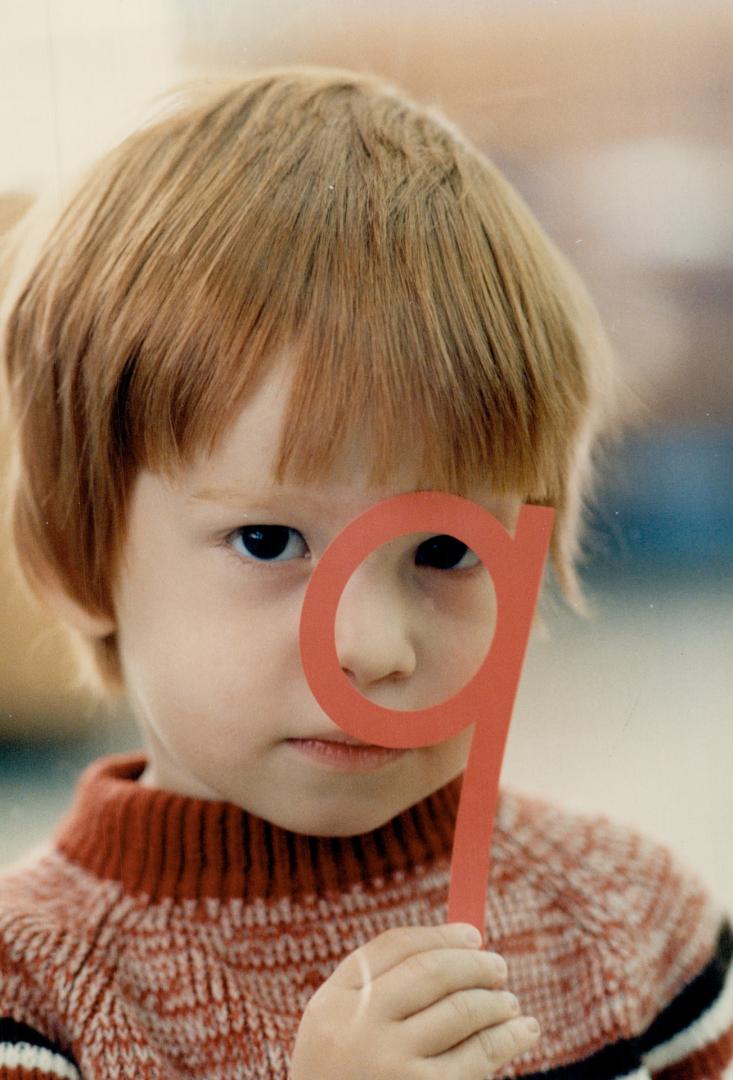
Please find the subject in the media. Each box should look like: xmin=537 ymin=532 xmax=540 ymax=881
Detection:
xmin=376 ymin=926 xmax=404 ymax=947
xmin=387 ymin=923 xmax=414 ymax=940
xmin=383 ymin=924 xmax=421 ymax=951
xmin=477 ymin=1025 xmax=503 ymax=1068
xmin=405 ymin=949 xmax=442 ymax=983
xmin=448 ymin=989 xmax=476 ymax=1024
xmin=477 ymin=1019 xmax=526 ymax=1069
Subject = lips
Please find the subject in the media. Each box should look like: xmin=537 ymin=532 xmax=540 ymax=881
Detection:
xmin=286 ymin=737 xmax=407 ymax=772
xmin=293 ymin=733 xmax=374 ymax=747
xmin=289 ymin=730 xmax=375 ymax=747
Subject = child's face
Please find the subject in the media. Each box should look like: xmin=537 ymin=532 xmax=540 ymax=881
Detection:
xmin=112 ymin=363 xmax=521 ymax=836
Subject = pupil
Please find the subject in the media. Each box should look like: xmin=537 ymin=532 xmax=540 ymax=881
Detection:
xmin=244 ymin=526 xmax=290 ymax=560
xmin=416 ymin=535 xmax=467 ymax=569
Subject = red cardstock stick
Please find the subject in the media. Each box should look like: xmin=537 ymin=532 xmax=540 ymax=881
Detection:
xmin=299 ymin=492 xmax=554 ymax=941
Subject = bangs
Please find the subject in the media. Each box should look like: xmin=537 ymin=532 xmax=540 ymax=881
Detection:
xmin=78 ymin=71 xmax=595 ymax=503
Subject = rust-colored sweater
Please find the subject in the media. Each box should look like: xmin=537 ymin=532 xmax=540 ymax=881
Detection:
xmin=0 ymin=753 xmax=731 ymax=1078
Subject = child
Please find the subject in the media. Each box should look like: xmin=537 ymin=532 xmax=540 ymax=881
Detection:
xmin=0 ymin=67 xmax=730 ymax=1080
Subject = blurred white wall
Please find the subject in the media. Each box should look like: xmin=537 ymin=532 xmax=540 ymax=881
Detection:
xmin=0 ymin=0 xmax=180 ymax=194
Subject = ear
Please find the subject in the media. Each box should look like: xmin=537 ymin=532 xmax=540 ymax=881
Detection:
xmin=35 ymin=572 xmax=116 ymax=639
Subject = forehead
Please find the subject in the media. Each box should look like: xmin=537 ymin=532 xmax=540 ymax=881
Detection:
xmin=179 ymin=360 xmax=431 ymax=495
xmin=177 ymin=397 xmax=521 ymax=544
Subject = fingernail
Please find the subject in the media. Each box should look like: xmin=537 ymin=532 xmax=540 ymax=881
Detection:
xmin=460 ymin=924 xmax=483 ymax=946
xmin=525 ymin=1017 xmax=540 ymax=1036
xmin=491 ymin=954 xmax=507 ymax=979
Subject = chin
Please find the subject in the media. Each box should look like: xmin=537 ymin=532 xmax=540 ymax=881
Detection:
xmin=303 ymin=820 xmax=388 ymax=839
xmin=281 ymin=802 xmax=406 ymax=838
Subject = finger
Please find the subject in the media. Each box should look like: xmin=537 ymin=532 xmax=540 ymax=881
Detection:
xmin=431 ymin=1015 xmax=541 ymax=1077
xmin=376 ymin=947 xmax=508 ymax=1020
xmin=328 ymin=923 xmax=482 ymax=991
xmin=403 ymin=988 xmax=520 ymax=1058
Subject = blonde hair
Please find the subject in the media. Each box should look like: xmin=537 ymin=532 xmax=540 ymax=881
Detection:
xmin=0 ymin=66 xmax=615 ymax=691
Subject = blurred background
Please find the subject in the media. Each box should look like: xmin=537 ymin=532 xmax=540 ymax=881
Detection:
xmin=1 ymin=2 xmax=731 ymax=908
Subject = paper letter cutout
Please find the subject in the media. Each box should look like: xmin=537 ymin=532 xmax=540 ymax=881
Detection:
xmin=299 ymin=492 xmax=554 ymax=940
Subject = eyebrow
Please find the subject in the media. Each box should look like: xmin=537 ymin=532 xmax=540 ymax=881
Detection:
xmin=189 ymin=486 xmax=263 ymax=505
xmin=187 ymin=485 xmax=336 ymax=513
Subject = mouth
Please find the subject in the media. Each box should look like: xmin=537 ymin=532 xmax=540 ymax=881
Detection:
xmin=294 ymin=732 xmax=375 ymax=747
xmin=285 ymin=736 xmax=407 ymax=772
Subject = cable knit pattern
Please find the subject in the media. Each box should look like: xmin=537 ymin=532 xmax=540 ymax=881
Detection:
xmin=0 ymin=753 xmax=731 ymax=1079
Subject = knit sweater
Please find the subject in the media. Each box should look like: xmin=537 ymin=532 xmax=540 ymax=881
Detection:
xmin=0 ymin=754 xmax=730 ymax=1079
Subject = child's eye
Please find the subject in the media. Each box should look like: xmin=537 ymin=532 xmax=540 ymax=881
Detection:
xmin=414 ymin=535 xmax=480 ymax=571
xmin=230 ymin=525 xmax=308 ymax=562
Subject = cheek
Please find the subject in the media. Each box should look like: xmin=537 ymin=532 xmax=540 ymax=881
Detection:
xmin=116 ymin=575 xmax=299 ymax=713
xmin=408 ymin=578 xmax=495 ymax=711
xmin=423 ymin=575 xmax=497 ymax=664
xmin=426 ymin=726 xmax=474 ymax=777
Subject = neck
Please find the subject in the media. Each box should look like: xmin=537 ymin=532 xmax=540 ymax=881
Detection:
xmin=54 ymin=752 xmax=463 ymax=904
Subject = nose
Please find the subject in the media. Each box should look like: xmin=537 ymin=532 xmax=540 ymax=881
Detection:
xmin=335 ymin=560 xmax=418 ymax=693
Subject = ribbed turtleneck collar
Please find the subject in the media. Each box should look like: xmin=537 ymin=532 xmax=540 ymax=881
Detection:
xmin=53 ymin=753 xmax=462 ymax=903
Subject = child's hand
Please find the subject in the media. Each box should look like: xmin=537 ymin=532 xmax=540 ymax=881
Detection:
xmin=289 ymin=923 xmax=540 ymax=1079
